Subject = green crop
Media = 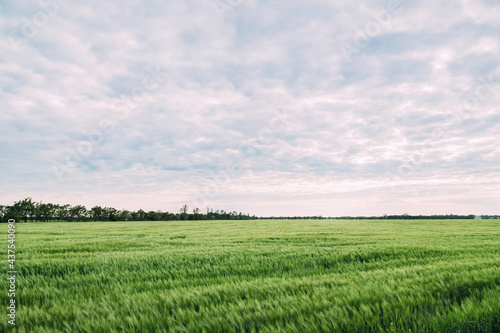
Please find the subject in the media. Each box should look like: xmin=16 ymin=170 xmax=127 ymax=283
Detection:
xmin=1 ymin=219 xmax=499 ymax=332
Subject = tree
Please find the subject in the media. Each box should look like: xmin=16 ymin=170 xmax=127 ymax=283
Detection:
xmin=90 ymin=206 xmax=104 ymax=221
xmin=161 ymin=212 xmax=175 ymax=221
xmin=70 ymin=205 xmax=88 ymax=222
xmin=0 ymin=205 xmax=7 ymax=222
xmin=3 ymin=205 xmax=21 ymax=222
xmin=104 ymin=207 xmax=118 ymax=221
xmin=146 ymin=211 xmax=160 ymax=221
xmin=135 ymin=209 xmax=146 ymax=221
xmin=180 ymin=204 xmax=189 ymax=220
xmin=35 ymin=202 xmax=56 ymax=222
xmin=56 ymin=204 xmax=70 ymax=221
xmin=1 ymin=198 xmax=259 ymax=222
xmin=13 ymin=198 xmax=35 ymax=222
xmin=193 ymin=208 xmax=200 ymax=220
xmin=119 ymin=210 xmax=131 ymax=221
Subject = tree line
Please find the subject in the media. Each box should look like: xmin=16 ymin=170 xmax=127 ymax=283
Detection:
xmin=261 ymin=214 xmax=480 ymax=220
xmin=0 ymin=198 xmax=257 ymax=222
xmin=1 ymin=198 xmax=495 ymax=223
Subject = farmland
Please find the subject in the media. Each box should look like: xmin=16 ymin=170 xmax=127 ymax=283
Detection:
xmin=1 ymin=219 xmax=500 ymax=332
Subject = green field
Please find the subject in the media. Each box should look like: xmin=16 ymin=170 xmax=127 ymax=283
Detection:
xmin=2 ymin=219 xmax=500 ymax=332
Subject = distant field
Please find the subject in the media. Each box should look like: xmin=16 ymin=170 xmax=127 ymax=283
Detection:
xmin=1 ymin=219 xmax=500 ymax=332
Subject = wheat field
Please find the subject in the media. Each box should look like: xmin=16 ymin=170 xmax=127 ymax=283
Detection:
xmin=1 ymin=219 xmax=499 ymax=332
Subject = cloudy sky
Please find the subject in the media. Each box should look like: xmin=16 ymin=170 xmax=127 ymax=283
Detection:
xmin=1 ymin=0 xmax=499 ymax=216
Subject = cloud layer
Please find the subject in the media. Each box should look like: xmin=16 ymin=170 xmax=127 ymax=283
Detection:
xmin=1 ymin=0 xmax=499 ymax=215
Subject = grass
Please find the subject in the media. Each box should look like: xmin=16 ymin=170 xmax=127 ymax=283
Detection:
xmin=1 ymin=219 xmax=500 ymax=332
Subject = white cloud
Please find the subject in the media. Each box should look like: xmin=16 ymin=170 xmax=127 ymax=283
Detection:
xmin=1 ymin=0 xmax=499 ymax=215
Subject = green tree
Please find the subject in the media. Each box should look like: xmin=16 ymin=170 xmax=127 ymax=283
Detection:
xmin=180 ymin=204 xmax=189 ymax=220
xmin=90 ymin=206 xmax=104 ymax=221
xmin=119 ymin=210 xmax=131 ymax=221
xmin=13 ymin=198 xmax=35 ymax=222
xmin=70 ymin=205 xmax=88 ymax=222
xmin=104 ymin=207 xmax=118 ymax=221
xmin=35 ymin=202 xmax=56 ymax=222
xmin=146 ymin=211 xmax=161 ymax=221
xmin=56 ymin=204 xmax=70 ymax=221
xmin=193 ymin=208 xmax=200 ymax=220
xmin=0 ymin=205 xmax=7 ymax=222
xmin=135 ymin=209 xmax=146 ymax=221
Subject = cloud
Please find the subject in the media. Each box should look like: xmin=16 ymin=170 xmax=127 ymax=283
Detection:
xmin=1 ymin=0 xmax=499 ymax=215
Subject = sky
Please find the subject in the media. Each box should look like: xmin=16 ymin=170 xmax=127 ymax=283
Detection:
xmin=1 ymin=0 xmax=499 ymax=216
